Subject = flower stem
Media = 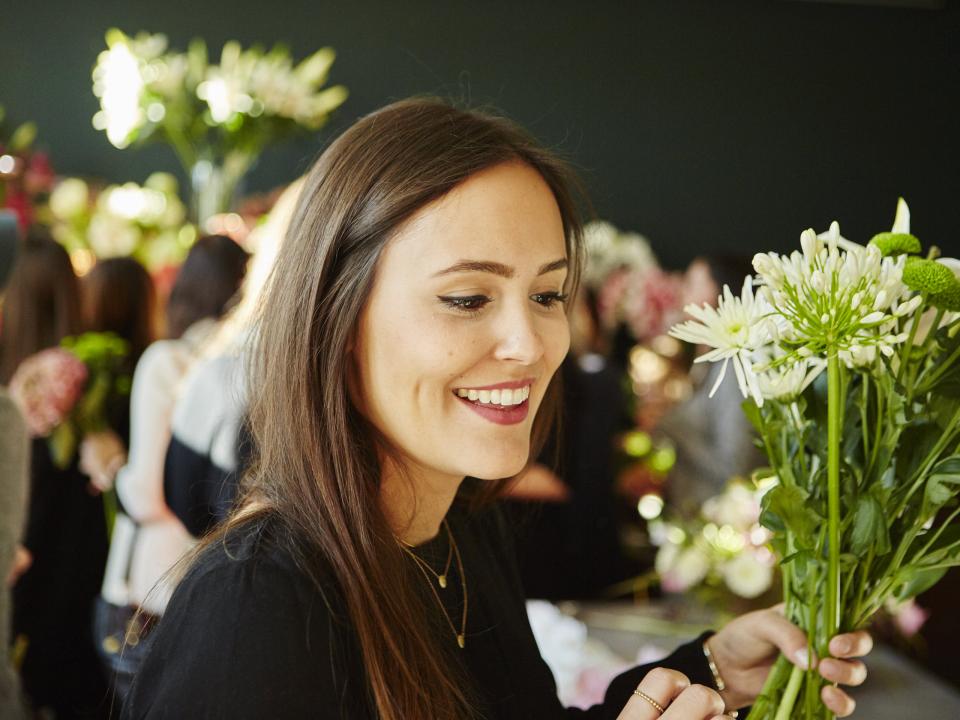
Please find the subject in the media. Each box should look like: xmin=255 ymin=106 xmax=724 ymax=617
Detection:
xmin=824 ymin=351 xmax=842 ymax=719
xmin=773 ymin=664 xmax=805 ymax=720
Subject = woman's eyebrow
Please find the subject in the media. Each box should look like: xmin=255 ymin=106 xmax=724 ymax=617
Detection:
xmin=431 ymin=258 xmax=568 ymax=279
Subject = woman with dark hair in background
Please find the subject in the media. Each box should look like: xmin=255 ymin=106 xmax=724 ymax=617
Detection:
xmin=78 ymin=257 xmax=158 ymax=495
xmin=1 ymin=231 xmax=110 ymax=719
xmin=123 ymin=100 xmax=871 ymax=720
xmin=91 ymin=235 xmax=248 ymax=701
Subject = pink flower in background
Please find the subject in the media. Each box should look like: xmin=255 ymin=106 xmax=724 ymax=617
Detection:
xmin=893 ymin=598 xmax=930 ymax=638
xmin=9 ymin=348 xmax=88 ymax=437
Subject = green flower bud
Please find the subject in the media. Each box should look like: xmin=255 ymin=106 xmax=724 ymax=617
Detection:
xmin=869 ymin=232 xmax=922 ymax=257
xmin=902 ymin=257 xmax=956 ymax=294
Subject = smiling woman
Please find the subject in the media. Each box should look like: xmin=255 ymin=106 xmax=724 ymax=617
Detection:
xmin=121 ymin=99 xmax=873 ymax=720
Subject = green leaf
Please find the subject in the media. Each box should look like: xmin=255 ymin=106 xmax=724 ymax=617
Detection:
xmin=742 ymin=399 xmax=763 ymax=434
xmin=894 ymin=566 xmax=948 ymax=602
xmin=760 ymin=484 xmax=821 ymax=544
xmin=903 ymin=257 xmax=956 ymax=295
xmin=869 ymin=232 xmax=921 ymax=257
xmin=923 ymin=456 xmax=960 ymax=512
xmin=850 ymin=494 xmax=891 ymax=556
xmin=48 ymin=422 xmax=77 ymax=469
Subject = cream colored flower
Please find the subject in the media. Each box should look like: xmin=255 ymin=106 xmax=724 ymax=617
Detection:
xmin=721 ymin=552 xmax=774 ymax=599
xmin=669 ymin=277 xmax=770 ymax=405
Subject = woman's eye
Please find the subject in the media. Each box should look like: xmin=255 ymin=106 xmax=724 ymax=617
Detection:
xmin=438 ymin=295 xmax=491 ymax=315
xmin=531 ymin=292 xmax=568 ymax=309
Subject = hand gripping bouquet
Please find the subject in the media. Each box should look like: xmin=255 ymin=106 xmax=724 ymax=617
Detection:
xmin=670 ymin=200 xmax=960 ymax=719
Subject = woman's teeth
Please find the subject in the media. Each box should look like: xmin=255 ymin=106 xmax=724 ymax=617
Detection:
xmin=455 ymin=386 xmax=530 ymax=406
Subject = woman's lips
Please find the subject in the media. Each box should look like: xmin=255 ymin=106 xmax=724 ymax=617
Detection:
xmin=455 ymin=394 xmax=530 ymax=425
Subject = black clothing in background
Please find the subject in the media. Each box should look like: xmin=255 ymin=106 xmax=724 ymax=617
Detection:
xmin=508 ymin=356 xmax=633 ymax=600
xmin=12 ymin=440 xmax=109 ymax=719
xmin=123 ymin=497 xmax=715 ymax=719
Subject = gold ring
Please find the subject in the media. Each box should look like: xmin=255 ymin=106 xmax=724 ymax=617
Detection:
xmin=633 ymin=689 xmax=666 ymax=714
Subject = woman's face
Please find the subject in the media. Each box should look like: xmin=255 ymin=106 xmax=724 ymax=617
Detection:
xmin=355 ymin=161 xmax=571 ymax=486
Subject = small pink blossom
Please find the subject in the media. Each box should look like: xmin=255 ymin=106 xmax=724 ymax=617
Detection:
xmin=9 ymin=348 xmax=87 ymax=437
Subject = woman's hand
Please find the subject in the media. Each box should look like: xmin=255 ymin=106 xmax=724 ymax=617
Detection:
xmin=708 ymin=605 xmax=872 ymax=717
xmin=79 ymin=430 xmax=126 ymax=493
xmin=617 ymin=667 xmax=730 ymax=719
xmin=7 ymin=544 xmax=32 ymax=587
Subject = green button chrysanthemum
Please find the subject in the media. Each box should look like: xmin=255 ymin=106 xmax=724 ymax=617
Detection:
xmin=869 ymin=232 xmax=922 ymax=257
xmin=902 ymin=257 xmax=956 ymax=294
xmin=929 ymin=283 xmax=960 ymax=312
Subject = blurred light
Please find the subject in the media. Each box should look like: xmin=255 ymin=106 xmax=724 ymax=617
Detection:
xmin=666 ymin=526 xmax=686 ymax=545
xmin=98 ymin=42 xmax=144 ymax=147
xmin=70 ymin=249 xmax=96 ymax=276
xmin=650 ymin=334 xmax=682 ymax=357
xmin=0 ymin=155 xmax=15 ymax=174
xmin=146 ymin=103 xmax=166 ymax=122
xmin=177 ymin=225 xmax=197 ymax=247
xmin=649 ymin=446 xmax=676 ymax=473
xmin=637 ymin=493 xmax=664 ymax=520
xmin=664 ymin=378 xmax=691 ymax=401
xmin=630 ymin=345 xmax=670 ymax=384
xmin=623 ymin=431 xmax=652 ymax=458
xmin=107 ymin=185 xmax=147 ymax=219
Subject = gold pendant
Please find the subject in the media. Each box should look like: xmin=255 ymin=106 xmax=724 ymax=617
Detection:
xmin=438 ymin=575 xmax=447 ymax=588
xmin=457 ymin=634 xmax=465 ymax=649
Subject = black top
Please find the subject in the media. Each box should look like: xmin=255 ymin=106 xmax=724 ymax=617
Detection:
xmin=123 ymin=497 xmax=715 ymax=719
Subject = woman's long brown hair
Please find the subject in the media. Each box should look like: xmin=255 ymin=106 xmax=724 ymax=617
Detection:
xmin=0 ymin=233 xmax=83 ymax=383
xmin=228 ymin=99 xmax=585 ymax=719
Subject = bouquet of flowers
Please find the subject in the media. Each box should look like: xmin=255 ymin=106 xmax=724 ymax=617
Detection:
xmin=0 ymin=104 xmax=56 ymax=229
xmin=10 ymin=333 xmax=130 ymax=468
xmin=43 ymin=172 xmax=195 ymax=270
xmin=584 ymin=220 xmax=716 ymax=344
xmin=91 ymin=29 xmax=348 ymax=222
xmin=651 ymin=479 xmax=776 ymax=604
xmin=669 ymin=199 xmax=960 ymax=719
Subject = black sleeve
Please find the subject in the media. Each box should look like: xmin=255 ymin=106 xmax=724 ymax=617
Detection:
xmin=163 ymin=434 xmax=237 ymax=537
xmin=485 ymin=502 xmax=719 ymax=719
xmin=122 ymin=544 xmax=357 ymax=719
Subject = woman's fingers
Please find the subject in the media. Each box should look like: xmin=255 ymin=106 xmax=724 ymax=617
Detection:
xmin=819 ymin=658 xmax=867 ymax=686
xmin=829 ymin=631 xmax=873 ymax=659
xmin=661 ymin=683 xmax=726 ymax=719
xmin=616 ymin=667 xmax=688 ymax=719
xmin=822 ymin=685 xmax=857 ymax=717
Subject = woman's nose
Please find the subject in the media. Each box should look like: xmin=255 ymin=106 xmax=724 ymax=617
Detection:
xmin=492 ymin=303 xmax=545 ymax=365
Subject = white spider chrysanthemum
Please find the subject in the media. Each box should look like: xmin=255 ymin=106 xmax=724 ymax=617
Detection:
xmin=669 ymin=277 xmax=770 ymax=405
xmin=751 ymin=222 xmax=916 ymax=370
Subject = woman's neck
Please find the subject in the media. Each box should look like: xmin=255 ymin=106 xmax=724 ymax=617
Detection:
xmin=380 ymin=460 xmax=464 ymax=546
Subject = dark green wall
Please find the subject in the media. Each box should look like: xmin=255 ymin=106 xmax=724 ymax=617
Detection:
xmin=3 ymin=0 xmax=958 ymax=268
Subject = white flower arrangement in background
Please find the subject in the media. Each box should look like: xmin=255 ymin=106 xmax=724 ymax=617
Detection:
xmin=91 ymin=29 xmax=348 ymax=222
xmin=44 ymin=172 xmax=195 ymax=270
xmin=651 ymin=479 xmax=775 ymax=600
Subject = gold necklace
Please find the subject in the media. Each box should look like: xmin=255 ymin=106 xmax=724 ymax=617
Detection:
xmin=401 ymin=520 xmax=468 ymax=649
xmin=400 ymin=521 xmax=454 ymax=589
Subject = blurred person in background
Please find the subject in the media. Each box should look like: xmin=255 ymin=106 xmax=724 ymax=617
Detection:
xmin=0 ymin=210 xmax=29 ymax=719
xmin=163 ymin=181 xmax=302 ymax=538
xmin=89 ymin=235 xmax=248 ymax=701
xmin=78 ymin=257 xmax=158 ymax=495
xmin=1 ymin=230 xmax=109 ymax=719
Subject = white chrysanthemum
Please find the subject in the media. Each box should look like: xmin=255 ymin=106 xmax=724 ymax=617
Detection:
xmin=752 ymin=222 xmax=914 ymax=370
xmin=721 ymin=552 xmax=774 ymax=599
xmin=669 ymin=277 xmax=771 ymax=405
